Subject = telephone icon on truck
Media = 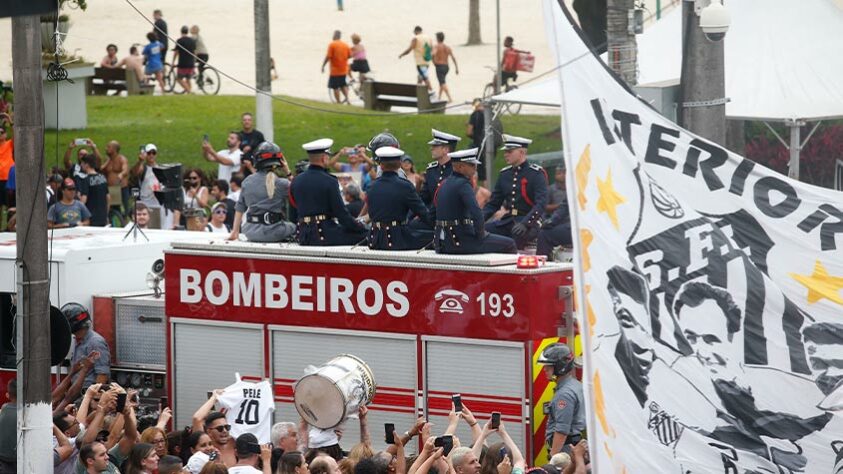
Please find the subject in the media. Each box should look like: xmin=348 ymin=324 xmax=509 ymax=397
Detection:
xmin=434 ymin=289 xmax=469 ymax=314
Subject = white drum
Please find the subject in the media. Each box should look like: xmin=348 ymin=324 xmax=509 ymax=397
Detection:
xmin=294 ymin=354 xmax=377 ymax=429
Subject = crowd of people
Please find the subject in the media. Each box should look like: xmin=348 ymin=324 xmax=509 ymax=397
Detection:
xmin=95 ymin=9 xmax=210 ymax=95
xmin=0 ymin=335 xmax=588 ymax=474
xmin=0 ymin=107 xmax=572 ymax=258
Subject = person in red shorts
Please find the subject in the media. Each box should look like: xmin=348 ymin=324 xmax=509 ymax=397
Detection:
xmin=321 ymin=30 xmax=351 ymax=104
xmin=173 ymin=25 xmax=197 ymax=94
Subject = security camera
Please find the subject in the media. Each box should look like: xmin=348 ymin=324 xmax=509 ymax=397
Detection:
xmin=699 ymin=1 xmax=730 ymax=42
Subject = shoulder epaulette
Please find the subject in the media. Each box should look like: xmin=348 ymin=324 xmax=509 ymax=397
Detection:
xmin=529 ymin=163 xmax=543 ymax=171
xmin=500 ymin=165 xmax=512 ymax=172
xmin=426 ymin=162 xmax=440 ymax=170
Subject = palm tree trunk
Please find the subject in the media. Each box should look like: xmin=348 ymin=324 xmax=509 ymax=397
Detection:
xmin=606 ymin=0 xmax=638 ymax=85
xmin=467 ymin=0 xmax=482 ymax=45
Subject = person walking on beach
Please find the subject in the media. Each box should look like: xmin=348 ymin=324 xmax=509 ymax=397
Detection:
xmin=432 ymin=32 xmax=459 ymax=102
xmin=153 ymin=9 xmax=168 ymax=63
xmin=349 ymin=34 xmax=370 ymax=83
xmin=142 ymin=32 xmax=166 ymax=93
xmin=399 ymin=26 xmax=433 ymax=91
xmin=322 ymin=30 xmax=351 ymax=104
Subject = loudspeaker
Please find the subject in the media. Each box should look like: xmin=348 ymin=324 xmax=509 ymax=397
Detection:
xmin=152 ymin=164 xmax=183 ymax=188
xmin=154 ymin=188 xmax=184 ymax=212
xmin=50 ymin=305 xmax=72 ymax=366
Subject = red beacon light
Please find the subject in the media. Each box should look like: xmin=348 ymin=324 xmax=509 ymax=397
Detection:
xmin=516 ymin=255 xmax=546 ymax=269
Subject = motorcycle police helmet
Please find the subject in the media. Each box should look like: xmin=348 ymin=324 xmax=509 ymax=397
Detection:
xmin=537 ymin=343 xmax=575 ymax=377
xmin=367 ymin=132 xmax=400 ymax=156
xmin=253 ymin=141 xmax=285 ymax=171
xmin=62 ymin=302 xmax=91 ymax=333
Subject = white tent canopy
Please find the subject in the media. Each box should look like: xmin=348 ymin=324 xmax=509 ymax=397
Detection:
xmin=494 ymin=0 xmax=843 ymax=123
xmin=490 ymin=78 xmax=560 ymax=107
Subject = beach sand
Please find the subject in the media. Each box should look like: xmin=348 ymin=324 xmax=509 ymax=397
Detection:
xmin=0 ymin=0 xmax=563 ymax=113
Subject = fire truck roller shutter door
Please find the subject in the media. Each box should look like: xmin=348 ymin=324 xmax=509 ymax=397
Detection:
xmin=271 ymin=327 xmax=417 ymax=451
xmin=115 ymin=297 xmax=166 ymax=368
xmin=172 ymin=321 xmax=265 ymax=429
xmin=424 ymin=339 xmax=526 ymax=452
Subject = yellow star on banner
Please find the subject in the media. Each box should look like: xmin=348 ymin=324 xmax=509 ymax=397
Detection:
xmin=575 ymin=145 xmax=591 ymax=211
xmin=593 ymin=370 xmax=615 ymax=437
xmin=585 ymin=284 xmax=596 ymax=338
xmin=790 ymin=260 xmax=843 ymax=305
xmin=596 ymin=169 xmax=627 ymax=230
xmin=579 ymin=228 xmax=593 ymax=273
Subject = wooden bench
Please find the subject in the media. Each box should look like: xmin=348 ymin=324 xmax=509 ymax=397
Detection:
xmin=89 ymin=68 xmax=154 ymax=96
xmin=362 ymin=81 xmax=446 ymax=114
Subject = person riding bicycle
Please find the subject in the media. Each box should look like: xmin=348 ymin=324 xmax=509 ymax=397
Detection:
xmin=500 ymin=36 xmax=529 ymax=88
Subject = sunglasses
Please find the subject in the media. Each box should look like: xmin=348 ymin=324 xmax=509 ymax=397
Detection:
xmin=213 ymin=209 xmax=227 ymax=215
xmin=147 ymin=150 xmax=157 ymax=155
xmin=211 ymin=424 xmax=231 ymax=433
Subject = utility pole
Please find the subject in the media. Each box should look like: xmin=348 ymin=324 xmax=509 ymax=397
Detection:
xmin=679 ymin=0 xmax=727 ymax=146
xmin=12 ymin=14 xmax=52 ymax=474
xmin=254 ymin=0 xmax=274 ymax=142
xmin=606 ymin=0 xmax=638 ymax=85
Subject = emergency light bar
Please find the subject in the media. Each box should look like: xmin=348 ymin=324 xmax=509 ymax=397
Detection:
xmin=516 ymin=255 xmax=546 ymax=269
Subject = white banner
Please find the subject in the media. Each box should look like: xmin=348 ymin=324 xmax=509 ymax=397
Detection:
xmin=545 ymin=1 xmax=843 ymax=472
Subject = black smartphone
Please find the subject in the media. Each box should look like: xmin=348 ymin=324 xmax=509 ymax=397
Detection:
xmin=499 ymin=447 xmax=507 ymax=459
xmin=491 ymin=412 xmax=501 ymax=429
xmin=203 ymin=134 xmax=210 ymax=143
xmin=441 ymin=435 xmax=454 ymax=456
xmin=99 ymin=383 xmax=111 ymax=392
xmin=160 ymin=396 xmax=168 ymax=409
xmin=115 ymin=392 xmax=127 ymax=412
xmin=452 ymin=394 xmax=463 ymax=412
xmin=384 ymin=423 xmax=395 ymax=444
xmin=209 ymin=451 xmax=218 ymax=461
xmin=207 ymin=391 xmax=214 ymax=400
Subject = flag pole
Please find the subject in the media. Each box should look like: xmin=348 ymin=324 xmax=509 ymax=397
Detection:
xmin=551 ymin=0 xmax=600 ymax=470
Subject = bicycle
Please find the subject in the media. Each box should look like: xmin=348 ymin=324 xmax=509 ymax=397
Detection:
xmin=167 ymin=63 xmax=221 ymax=95
xmin=328 ymin=74 xmax=371 ymax=104
xmin=481 ymin=66 xmax=521 ymax=115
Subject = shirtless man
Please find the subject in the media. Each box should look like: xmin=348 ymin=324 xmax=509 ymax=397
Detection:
xmin=432 ymin=32 xmax=459 ymax=102
xmin=115 ymin=45 xmax=145 ymax=83
xmin=101 ymin=141 xmax=130 ymax=215
xmin=192 ymin=390 xmax=236 ymax=467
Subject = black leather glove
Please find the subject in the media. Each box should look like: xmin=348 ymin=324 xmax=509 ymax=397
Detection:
xmin=512 ymin=222 xmax=528 ymax=237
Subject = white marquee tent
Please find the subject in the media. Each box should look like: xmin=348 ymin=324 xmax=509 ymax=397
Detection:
xmin=494 ymin=0 xmax=843 ymax=175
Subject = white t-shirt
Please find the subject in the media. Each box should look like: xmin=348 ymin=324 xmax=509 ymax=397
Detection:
xmin=139 ymin=165 xmax=160 ymax=207
xmin=217 ymin=379 xmax=274 ymax=443
xmin=216 ymin=148 xmax=243 ymax=182
xmin=229 ymin=189 xmax=241 ymax=202
xmin=206 ymin=222 xmax=229 ymax=234
xmin=228 ymin=466 xmax=262 ymax=474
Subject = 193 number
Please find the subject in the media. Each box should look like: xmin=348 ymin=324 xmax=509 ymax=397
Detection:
xmin=476 ymin=292 xmax=515 ymax=318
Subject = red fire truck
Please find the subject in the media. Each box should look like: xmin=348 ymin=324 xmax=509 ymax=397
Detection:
xmin=164 ymin=240 xmax=575 ymax=464
xmin=0 ymin=228 xmax=223 ymax=408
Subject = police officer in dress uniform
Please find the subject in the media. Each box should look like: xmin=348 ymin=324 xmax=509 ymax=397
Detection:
xmin=228 ymin=141 xmax=297 ymax=243
xmin=365 ymin=146 xmax=431 ymax=250
xmin=536 ymin=164 xmax=572 ymax=258
xmin=538 ymin=343 xmax=586 ymax=456
xmin=291 ymin=138 xmax=367 ymax=246
xmin=419 ymin=129 xmax=461 ymax=216
xmin=482 ymin=134 xmax=548 ymax=249
xmin=433 ymin=148 xmax=517 ymax=254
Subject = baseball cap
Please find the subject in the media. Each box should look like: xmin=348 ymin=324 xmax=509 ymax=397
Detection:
xmin=144 ymin=143 xmax=158 ymax=153
xmin=61 ymin=178 xmax=76 ymax=189
xmin=235 ymin=433 xmax=262 ymax=455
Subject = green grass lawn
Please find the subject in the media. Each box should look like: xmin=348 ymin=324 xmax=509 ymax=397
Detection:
xmin=43 ymin=95 xmax=562 ymax=179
